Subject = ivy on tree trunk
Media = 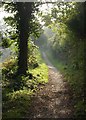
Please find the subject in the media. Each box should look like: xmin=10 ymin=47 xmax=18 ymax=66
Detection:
xmin=16 ymin=2 xmax=34 ymax=75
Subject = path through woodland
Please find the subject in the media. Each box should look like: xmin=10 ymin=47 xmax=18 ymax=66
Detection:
xmin=26 ymin=52 xmax=74 ymax=118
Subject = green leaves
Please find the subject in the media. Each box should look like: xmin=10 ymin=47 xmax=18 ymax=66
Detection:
xmin=3 ymin=2 xmax=17 ymax=12
xmin=30 ymin=17 xmax=43 ymax=38
xmin=1 ymin=37 xmax=13 ymax=48
xmin=4 ymin=16 xmax=17 ymax=28
xmin=40 ymin=2 xmax=76 ymax=26
xmin=66 ymin=3 xmax=86 ymax=38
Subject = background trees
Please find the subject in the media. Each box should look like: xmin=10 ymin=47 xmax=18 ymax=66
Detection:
xmin=36 ymin=2 xmax=85 ymax=117
xmin=1 ymin=2 xmax=86 ymax=118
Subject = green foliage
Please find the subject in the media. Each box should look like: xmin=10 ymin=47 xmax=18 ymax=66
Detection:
xmin=3 ymin=89 xmax=33 ymax=118
xmin=2 ymin=58 xmax=18 ymax=78
xmin=51 ymin=2 xmax=76 ymax=23
xmin=42 ymin=2 xmax=85 ymax=117
xmin=3 ymin=2 xmax=44 ymax=75
xmin=3 ymin=2 xmax=43 ymax=40
xmin=30 ymin=17 xmax=43 ymax=38
xmin=2 ymin=2 xmax=85 ymax=118
xmin=66 ymin=3 xmax=85 ymax=38
xmin=42 ymin=14 xmax=52 ymax=26
xmin=46 ymin=41 xmax=85 ymax=117
xmin=40 ymin=2 xmax=76 ymax=26
xmin=1 ymin=37 xmax=14 ymax=48
xmin=29 ymin=63 xmax=48 ymax=84
xmin=64 ymin=2 xmax=86 ymax=38
xmin=0 ymin=51 xmax=2 ymax=57
xmin=28 ymin=39 xmax=39 ymax=68
xmin=74 ymin=100 xmax=86 ymax=118
xmin=4 ymin=16 xmax=17 ymax=28
xmin=2 ymin=48 xmax=48 ymax=118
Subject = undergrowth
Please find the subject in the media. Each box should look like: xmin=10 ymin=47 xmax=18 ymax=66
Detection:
xmin=2 ymin=50 xmax=48 ymax=118
xmin=46 ymin=48 xmax=85 ymax=118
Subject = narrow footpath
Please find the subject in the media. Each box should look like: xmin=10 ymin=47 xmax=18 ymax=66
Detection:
xmin=27 ymin=52 xmax=74 ymax=118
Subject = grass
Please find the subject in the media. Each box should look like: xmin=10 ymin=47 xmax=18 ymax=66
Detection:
xmin=30 ymin=63 xmax=48 ymax=84
xmin=2 ymin=50 xmax=48 ymax=118
xmin=3 ymin=89 xmax=33 ymax=118
xmin=45 ymin=49 xmax=85 ymax=118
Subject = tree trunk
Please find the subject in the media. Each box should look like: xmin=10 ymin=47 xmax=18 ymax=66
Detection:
xmin=17 ymin=19 xmax=28 ymax=75
xmin=16 ymin=3 xmax=34 ymax=75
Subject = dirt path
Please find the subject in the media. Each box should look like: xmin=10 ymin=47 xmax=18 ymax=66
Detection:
xmin=27 ymin=52 xmax=74 ymax=118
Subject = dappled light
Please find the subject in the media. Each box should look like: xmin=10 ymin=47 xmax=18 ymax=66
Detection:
xmin=0 ymin=1 xmax=85 ymax=119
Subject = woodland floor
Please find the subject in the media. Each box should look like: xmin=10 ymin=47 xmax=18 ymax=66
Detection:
xmin=26 ymin=52 xmax=74 ymax=118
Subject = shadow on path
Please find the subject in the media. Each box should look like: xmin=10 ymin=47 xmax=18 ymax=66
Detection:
xmin=27 ymin=52 xmax=74 ymax=118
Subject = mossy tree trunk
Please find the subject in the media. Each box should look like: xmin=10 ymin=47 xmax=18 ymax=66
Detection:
xmin=16 ymin=3 xmax=34 ymax=75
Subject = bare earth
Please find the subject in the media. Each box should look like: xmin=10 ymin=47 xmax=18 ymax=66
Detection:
xmin=27 ymin=52 xmax=74 ymax=118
